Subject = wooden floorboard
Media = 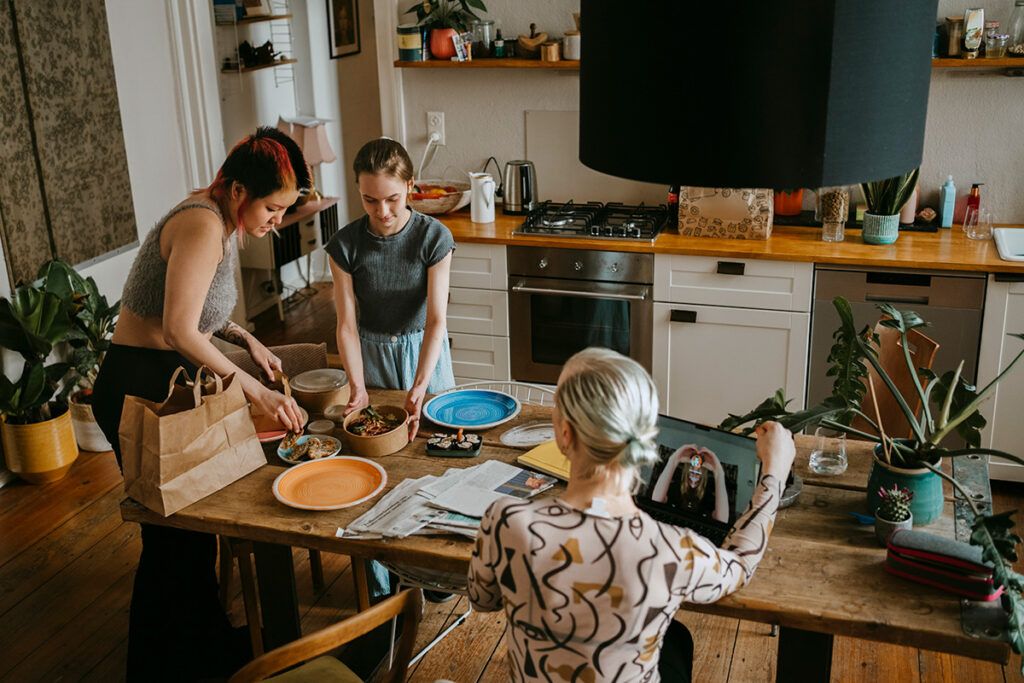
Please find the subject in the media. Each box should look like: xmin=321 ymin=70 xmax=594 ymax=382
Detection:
xmin=3 ymin=281 xmax=1024 ymax=681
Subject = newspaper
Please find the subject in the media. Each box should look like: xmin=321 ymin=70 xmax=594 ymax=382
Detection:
xmin=336 ymin=460 xmax=556 ymax=539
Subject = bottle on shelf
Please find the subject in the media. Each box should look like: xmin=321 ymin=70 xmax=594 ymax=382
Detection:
xmin=667 ymin=184 xmax=680 ymax=232
xmin=493 ymin=29 xmax=505 ymax=58
xmin=967 ymin=183 xmax=984 ymax=213
xmin=940 ymin=175 xmax=956 ymax=228
xmin=1009 ymin=0 xmax=1024 ymax=54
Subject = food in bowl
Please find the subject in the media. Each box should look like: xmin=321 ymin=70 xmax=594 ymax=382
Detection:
xmin=346 ymin=406 xmax=404 ymax=436
xmin=410 ymin=184 xmax=459 ymax=200
xmin=278 ymin=435 xmax=342 ymax=464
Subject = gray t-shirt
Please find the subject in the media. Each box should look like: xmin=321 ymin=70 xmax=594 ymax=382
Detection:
xmin=324 ymin=210 xmax=455 ymax=334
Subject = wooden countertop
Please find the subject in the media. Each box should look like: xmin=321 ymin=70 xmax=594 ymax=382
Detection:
xmin=441 ymin=210 xmax=1024 ymax=274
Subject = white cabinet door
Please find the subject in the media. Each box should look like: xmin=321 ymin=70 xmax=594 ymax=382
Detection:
xmin=652 ymin=302 xmax=809 ymax=426
xmin=977 ymin=278 xmax=1024 ymax=481
xmin=450 ymin=243 xmax=507 ymax=291
xmin=446 ymin=287 xmax=509 ymax=336
xmin=654 ymin=254 xmax=813 ymax=312
xmin=449 ymin=332 xmax=510 ymax=381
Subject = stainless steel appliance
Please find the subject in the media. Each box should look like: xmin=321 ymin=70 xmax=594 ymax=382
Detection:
xmin=808 ymin=265 xmax=986 ymax=417
xmin=512 ymin=201 xmax=670 ymax=243
xmin=508 ymin=246 xmax=653 ymax=384
xmin=502 ymin=160 xmax=538 ymax=215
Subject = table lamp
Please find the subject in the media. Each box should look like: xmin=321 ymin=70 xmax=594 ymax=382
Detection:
xmin=276 ymin=115 xmax=336 ymax=205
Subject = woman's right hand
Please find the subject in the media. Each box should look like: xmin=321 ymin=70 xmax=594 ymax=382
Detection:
xmin=254 ymin=386 xmax=305 ymax=432
xmin=753 ymin=421 xmax=796 ymax=479
xmin=343 ymin=386 xmax=369 ymax=417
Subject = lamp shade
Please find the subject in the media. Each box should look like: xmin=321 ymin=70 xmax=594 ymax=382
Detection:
xmin=579 ymin=0 xmax=937 ymax=189
xmin=301 ymin=123 xmax=337 ymax=166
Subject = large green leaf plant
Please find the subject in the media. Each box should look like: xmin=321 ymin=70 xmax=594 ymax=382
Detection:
xmin=720 ymin=296 xmax=1024 ymax=666
xmin=404 ymin=0 xmax=487 ymax=32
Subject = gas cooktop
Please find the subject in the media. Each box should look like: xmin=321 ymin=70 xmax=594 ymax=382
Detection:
xmin=513 ymin=201 xmax=671 ymax=242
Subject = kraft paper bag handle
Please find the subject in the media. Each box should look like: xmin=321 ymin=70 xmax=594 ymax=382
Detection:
xmin=162 ymin=366 xmax=191 ymax=401
xmin=188 ymin=365 xmax=225 ymax=407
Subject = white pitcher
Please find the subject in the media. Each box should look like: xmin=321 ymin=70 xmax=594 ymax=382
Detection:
xmin=469 ymin=172 xmax=496 ymax=224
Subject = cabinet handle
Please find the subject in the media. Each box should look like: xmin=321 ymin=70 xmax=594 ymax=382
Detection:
xmin=448 ymin=336 xmax=453 ymax=349
xmin=995 ymin=273 xmax=1024 ymax=282
xmin=865 ymin=294 xmax=929 ymax=305
xmin=670 ymin=309 xmax=697 ymax=324
xmin=716 ymin=261 xmax=745 ymax=276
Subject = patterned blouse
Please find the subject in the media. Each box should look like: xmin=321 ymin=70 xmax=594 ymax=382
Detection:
xmin=467 ymin=472 xmax=784 ymax=683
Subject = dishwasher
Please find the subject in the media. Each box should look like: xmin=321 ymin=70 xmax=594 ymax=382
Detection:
xmin=807 ymin=266 xmax=987 ymax=415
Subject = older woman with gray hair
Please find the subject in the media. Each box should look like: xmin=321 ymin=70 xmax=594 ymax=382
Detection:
xmin=468 ymin=347 xmax=795 ymax=682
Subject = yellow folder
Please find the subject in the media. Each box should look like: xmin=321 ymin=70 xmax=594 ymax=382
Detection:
xmin=516 ymin=440 xmax=571 ymax=481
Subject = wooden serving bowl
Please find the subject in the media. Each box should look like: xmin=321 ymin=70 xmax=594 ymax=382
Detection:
xmin=342 ymin=405 xmax=409 ymax=458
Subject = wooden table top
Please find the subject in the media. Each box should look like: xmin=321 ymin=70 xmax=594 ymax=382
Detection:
xmin=442 ymin=210 xmax=1024 ymax=274
xmin=120 ymin=389 xmax=1009 ymax=664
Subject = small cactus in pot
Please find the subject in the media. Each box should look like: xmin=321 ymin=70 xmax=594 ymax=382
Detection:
xmin=875 ymin=484 xmax=913 ymax=546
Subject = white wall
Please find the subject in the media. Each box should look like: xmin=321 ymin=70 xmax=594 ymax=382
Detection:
xmin=391 ymin=0 xmax=1024 ymax=222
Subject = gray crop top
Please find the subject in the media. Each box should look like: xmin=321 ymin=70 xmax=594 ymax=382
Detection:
xmin=120 ymin=198 xmax=238 ymax=334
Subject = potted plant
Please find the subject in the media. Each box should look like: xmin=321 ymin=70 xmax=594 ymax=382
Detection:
xmin=773 ymin=188 xmax=804 ymax=216
xmin=0 ymin=275 xmax=78 ymax=483
xmin=404 ymin=0 xmax=487 ymax=60
xmin=860 ymin=169 xmax=919 ymax=245
xmin=720 ymin=296 xmax=1024 ymax=659
xmin=38 ymin=260 xmax=120 ymax=452
xmin=875 ymin=484 xmax=913 ymax=545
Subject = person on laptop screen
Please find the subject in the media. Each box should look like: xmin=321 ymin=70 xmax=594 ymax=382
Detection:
xmin=468 ymin=347 xmax=795 ymax=683
xmin=651 ymin=445 xmax=730 ymax=523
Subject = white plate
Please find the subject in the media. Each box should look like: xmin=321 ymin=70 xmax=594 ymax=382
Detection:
xmin=500 ymin=421 xmax=556 ymax=449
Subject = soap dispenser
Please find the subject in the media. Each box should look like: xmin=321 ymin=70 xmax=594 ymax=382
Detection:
xmin=940 ymin=175 xmax=956 ymax=228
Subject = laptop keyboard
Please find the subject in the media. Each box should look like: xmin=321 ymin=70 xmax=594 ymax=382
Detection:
xmin=638 ymin=503 xmax=729 ymax=547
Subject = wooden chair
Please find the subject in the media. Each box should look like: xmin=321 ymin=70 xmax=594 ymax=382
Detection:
xmin=219 ymin=343 xmax=331 ymax=652
xmin=228 ymin=589 xmax=423 ymax=683
xmin=850 ymin=321 xmax=940 ymax=439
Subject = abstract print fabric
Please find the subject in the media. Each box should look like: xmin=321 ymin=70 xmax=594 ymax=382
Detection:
xmin=468 ymin=472 xmax=784 ymax=682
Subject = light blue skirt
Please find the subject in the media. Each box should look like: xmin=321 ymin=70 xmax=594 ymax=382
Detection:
xmin=359 ymin=329 xmax=455 ymax=392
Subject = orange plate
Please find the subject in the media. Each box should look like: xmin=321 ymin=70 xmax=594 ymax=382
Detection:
xmin=272 ymin=456 xmax=387 ymax=511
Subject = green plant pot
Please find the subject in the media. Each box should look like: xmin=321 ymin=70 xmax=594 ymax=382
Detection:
xmin=867 ymin=448 xmax=944 ymax=525
xmin=862 ymin=212 xmax=900 ymax=245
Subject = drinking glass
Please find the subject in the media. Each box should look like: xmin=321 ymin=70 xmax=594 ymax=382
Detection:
xmin=963 ymin=206 xmax=979 ymax=235
xmin=966 ymin=207 xmax=993 ymax=240
xmin=809 ymin=427 xmax=848 ymax=475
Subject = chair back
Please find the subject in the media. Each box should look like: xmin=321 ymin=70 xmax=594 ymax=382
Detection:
xmin=223 ymin=342 xmax=328 ymax=380
xmin=850 ymin=322 xmax=939 ymax=439
xmin=229 ymin=588 xmax=423 ymax=682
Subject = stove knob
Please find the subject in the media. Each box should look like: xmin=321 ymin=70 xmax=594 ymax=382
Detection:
xmin=574 ymin=261 xmax=583 ymax=272
xmin=609 ymin=262 xmax=620 ymax=273
xmin=538 ymin=258 xmax=548 ymax=269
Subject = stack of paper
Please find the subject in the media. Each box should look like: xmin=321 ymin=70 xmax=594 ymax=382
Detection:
xmin=516 ymin=440 xmax=571 ymax=481
xmin=337 ymin=460 xmax=557 ymax=540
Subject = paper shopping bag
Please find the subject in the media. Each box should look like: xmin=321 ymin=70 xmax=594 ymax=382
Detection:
xmin=677 ymin=187 xmax=774 ymax=239
xmin=120 ymin=366 xmax=265 ymax=516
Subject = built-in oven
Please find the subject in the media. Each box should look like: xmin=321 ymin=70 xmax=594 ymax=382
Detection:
xmin=508 ymin=246 xmax=653 ymax=385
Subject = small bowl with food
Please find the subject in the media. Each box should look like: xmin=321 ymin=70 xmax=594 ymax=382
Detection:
xmin=342 ymin=405 xmax=409 ymax=457
xmin=277 ymin=433 xmax=343 ymax=466
xmin=408 ymin=180 xmax=471 ymax=215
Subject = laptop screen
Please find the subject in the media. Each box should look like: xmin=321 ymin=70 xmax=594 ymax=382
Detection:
xmin=635 ymin=414 xmax=760 ymax=530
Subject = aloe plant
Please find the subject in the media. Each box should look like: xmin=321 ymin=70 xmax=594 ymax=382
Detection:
xmin=720 ymin=295 xmax=1024 ymax=668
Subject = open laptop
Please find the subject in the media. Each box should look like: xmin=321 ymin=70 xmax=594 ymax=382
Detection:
xmin=635 ymin=414 xmax=761 ymax=547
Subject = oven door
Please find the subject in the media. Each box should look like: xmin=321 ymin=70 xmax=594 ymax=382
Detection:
xmin=509 ymin=276 xmax=653 ymax=384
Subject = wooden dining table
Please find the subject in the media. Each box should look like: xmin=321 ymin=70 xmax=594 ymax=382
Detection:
xmin=120 ymin=389 xmax=1010 ymax=681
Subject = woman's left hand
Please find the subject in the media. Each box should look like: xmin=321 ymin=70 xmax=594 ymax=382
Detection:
xmin=247 ymin=337 xmax=283 ymax=382
xmin=405 ymin=385 xmax=428 ymax=440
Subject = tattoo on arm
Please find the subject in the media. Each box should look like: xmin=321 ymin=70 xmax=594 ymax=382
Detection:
xmin=214 ymin=321 xmax=250 ymax=348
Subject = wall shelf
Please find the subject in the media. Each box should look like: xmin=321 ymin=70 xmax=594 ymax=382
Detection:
xmin=932 ymin=57 xmax=1024 ymax=69
xmin=221 ymin=58 xmax=298 ymax=74
xmin=216 ymin=13 xmax=293 ymax=26
xmin=394 ymin=58 xmax=579 ymax=70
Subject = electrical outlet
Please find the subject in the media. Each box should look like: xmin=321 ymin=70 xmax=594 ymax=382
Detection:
xmin=427 ymin=111 xmax=445 ymax=146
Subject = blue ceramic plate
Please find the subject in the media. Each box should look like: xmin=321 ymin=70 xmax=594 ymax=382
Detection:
xmin=423 ymin=390 xmax=522 ymax=430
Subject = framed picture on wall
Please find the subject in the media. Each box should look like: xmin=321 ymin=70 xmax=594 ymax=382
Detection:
xmin=327 ymin=0 xmax=360 ymax=59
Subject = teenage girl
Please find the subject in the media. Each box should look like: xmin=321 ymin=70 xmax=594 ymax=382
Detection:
xmin=325 ymin=137 xmax=455 ymax=441
xmin=92 ymin=127 xmax=310 ymax=681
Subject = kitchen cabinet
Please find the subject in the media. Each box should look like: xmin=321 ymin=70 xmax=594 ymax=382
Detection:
xmin=977 ymin=276 xmax=1024 ymax=482
xmin=448 ymin=243 xmax=510 ymax=384
xmin=652 ymin=254 xmax=811 ymax=425
xmin=652 ymin=302 xmax=809 ymax=426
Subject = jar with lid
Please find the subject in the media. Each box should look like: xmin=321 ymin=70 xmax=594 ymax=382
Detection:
xmin=1008 ymin=0 xmax=1024 ymax=54
xmin=983 ymin=19 xmax=1000 ymax=55
xmin=470 ymin=19 xmax=495 ymax=58
xmin=986 ymin=33 xmax=1009 ymax=58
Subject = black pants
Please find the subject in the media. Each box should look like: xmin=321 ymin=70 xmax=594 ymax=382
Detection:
xmin=93 ymin=344 xmax=248 ymax=682
xmin=659 ymin=620 xmax=695 ymax=682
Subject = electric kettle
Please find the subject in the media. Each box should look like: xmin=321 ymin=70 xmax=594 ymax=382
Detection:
xmin=502 ymin=160 xmax=537 ymax=215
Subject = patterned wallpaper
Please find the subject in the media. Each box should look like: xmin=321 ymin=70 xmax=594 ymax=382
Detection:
xmin=0 ymin=0 xmax=136 ymax=287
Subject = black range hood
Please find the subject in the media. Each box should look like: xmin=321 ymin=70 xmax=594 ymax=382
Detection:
xmin=579 ymin=0 xmax=938 ymax=189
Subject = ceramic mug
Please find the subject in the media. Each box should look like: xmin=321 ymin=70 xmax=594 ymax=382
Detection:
xmin=469 ymin=172 xmax=496 ymax=223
